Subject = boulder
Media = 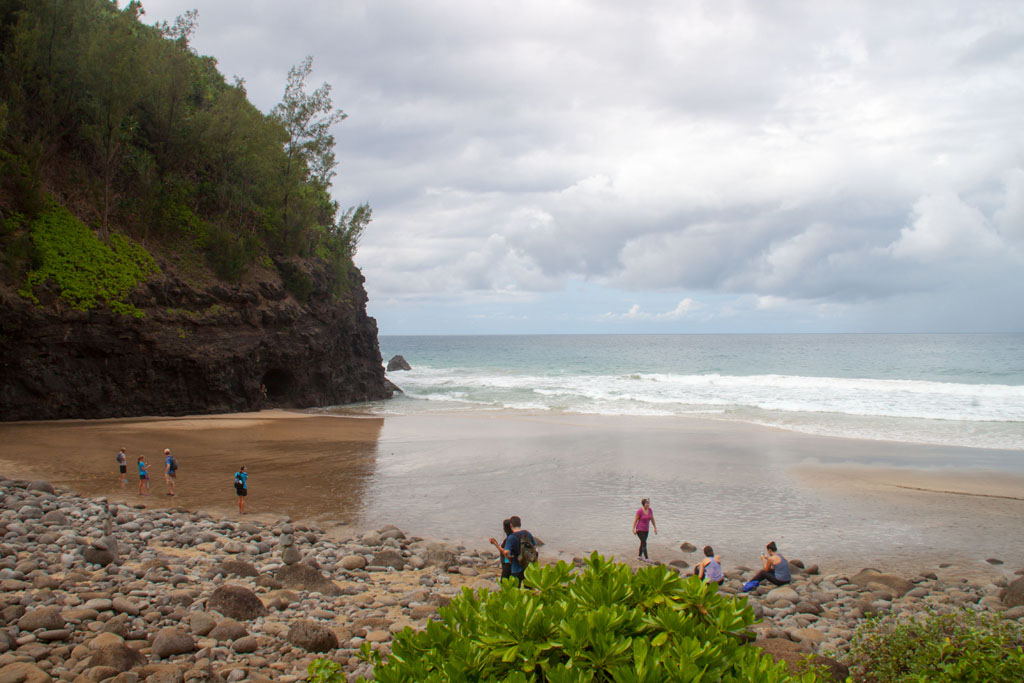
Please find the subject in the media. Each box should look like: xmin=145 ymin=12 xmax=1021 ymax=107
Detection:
xmin=40 ymin=510 xmax=66 ymax=526
xmin=419 ymin=542 xmax=456 ymax=569
xmin=88 ymin=641 xmax=146 ymax=672
xmin=1003 ymin=576 xmax=1024 ymax=608
xmin=287 ymin=620 xmax=338 ymax=653
xmin=756 ymin=639 xmax=848 ymax=682
xmin=340 ymin=555 xmax=366 ymax=570
xmin=18 ymin=606 xmax=65 ymax=631
xmin=679 ymin=542 xmax=697 ymax=553
xmin=213 ymin=560 xmax=259 ymax=578
xmin=207 ymin=585 xmax=267 ymax=620
xmin=26 ymin=481 xmax=54 ymax=494
xmin=232 ymin=635 xmax=259 ymax=653
xmin=208 ymin=618 xmax=248 ymax=642
xmin=274 ymin=563 xmax=340 ymax=596
xmin=0 ymin=662 xmax=52 ymax=683
xmin=281 ymin=545 xmax=302 ymax=565
xmin=765 ymin=586 xmax=800 ymax=604
xmin=387 ymin=355 xmax=411 ymax=371
xmin=371 ymin=549 xmax=406 ymax=570
xmin=151 ymin=627 xmax=195 ymax=658
xmin=188 ymin=612 xmax=217 ymax=636
xmin=850 ymin=569 xmax=914 ymax=597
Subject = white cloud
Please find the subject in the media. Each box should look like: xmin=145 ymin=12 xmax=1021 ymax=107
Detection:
xmin=600 ymin=299 xmax=700 ymax=322
xmin=139 ymin=0 xmax=1024 ymax=332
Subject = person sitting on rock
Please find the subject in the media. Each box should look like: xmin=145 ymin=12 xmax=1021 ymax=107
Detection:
xmin=694 ymin=545 xmax=724 ymax=585
xmin=746 ymin=541 xmax=791 ymax=588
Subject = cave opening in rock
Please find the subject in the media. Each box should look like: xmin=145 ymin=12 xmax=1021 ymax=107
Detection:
xmin=261 ymin=368 xmax=293 ymax=398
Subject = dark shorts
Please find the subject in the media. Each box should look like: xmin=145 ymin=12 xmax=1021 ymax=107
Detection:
xmin=235 ymin=485 xmax=247 ymax=497
xmin=139 ymin=474 xmax=147 ymax=480
xmin=119 ymin=466 xmax=127 ymax=474
xmin=168 ymin=471 xmax=176 ymax=478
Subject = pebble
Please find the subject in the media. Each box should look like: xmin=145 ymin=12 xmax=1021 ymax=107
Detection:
xmin=0 ymin=476 xmax=1019 ymax=681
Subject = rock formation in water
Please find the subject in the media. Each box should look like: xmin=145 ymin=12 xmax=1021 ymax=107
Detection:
xmin=387 ymin=355 xmax=412 ymax=371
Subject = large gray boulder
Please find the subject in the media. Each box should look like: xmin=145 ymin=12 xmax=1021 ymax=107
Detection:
xmin=387 ymin=355 xmax=411 ymax=371
xmin=287 ymin=620 xmax=338 ymax=653
xmin=1003 ymin=576 xmax=1024 ymax=608
xmin=18 ymin=606 xmax=64 ymax=632
xmin=849 ymin=569 xmax=914 ymax=597
xmin=274 ymin=563 xmax=340 ymax=596
xmin=207 ymin=585 xmax=267 ymax=620
xmin=151 ymin=627 xmax=196 ymax=658
xmin=88 ymin=641 xmax=146 ymax=671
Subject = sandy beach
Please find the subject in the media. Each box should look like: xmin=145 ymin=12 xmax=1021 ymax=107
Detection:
xmin=2 ymin=409 xmax=1022 ymax=578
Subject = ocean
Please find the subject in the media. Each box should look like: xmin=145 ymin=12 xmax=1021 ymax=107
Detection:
xmin=369 ymin=334 xmax=1024 ymax=451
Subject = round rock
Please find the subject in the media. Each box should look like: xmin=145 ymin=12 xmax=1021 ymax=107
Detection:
xmin=152 ymin=626 xmax=196 ymax=658
xmin=287 ymin=619 xmax=339 ymax=653
xmin=207 ymin=585 xmax=267 ymax=620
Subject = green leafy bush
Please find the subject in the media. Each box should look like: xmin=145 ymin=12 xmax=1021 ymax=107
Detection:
xmin=277 ymin=259 xmax=314 ymax=303
xmin=309 ymin=553 xmax=822 ymax=682
xmin=19 ymin=204 xmax=158 ymax=317
xmin=846 ymin=608 xmax=1024 ymax=682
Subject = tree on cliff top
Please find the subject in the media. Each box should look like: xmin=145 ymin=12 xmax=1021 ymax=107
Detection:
xmin=0 ymin=0 xmax=369 ymax=300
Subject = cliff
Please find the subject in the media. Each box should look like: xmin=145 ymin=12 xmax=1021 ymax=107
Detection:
xmin=0 ymin=260 xmax=392 ymax=421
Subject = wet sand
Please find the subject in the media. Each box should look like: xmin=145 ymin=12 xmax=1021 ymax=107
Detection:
xmin=1 ymin=409 xmax=1022 ymax=578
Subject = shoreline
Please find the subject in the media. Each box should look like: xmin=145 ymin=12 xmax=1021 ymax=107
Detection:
xmin=1 ymin=409 xmax=1022 ymax=580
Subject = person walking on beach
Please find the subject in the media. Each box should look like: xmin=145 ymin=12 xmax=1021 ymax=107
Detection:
xmin=632 ymin=498 xmax=657 ymax=563
xmin=500 ymin=516 xmax=537 ymax=586
xmin=695 ymin=545 xmax=725 ymax=585
xmin=164 ymin=448 xmax=177 ymax=496
xmin=488 ymin=518 xmax=514 ymax=581
xmin=234 ymin=466 xmax=247 ymax=514
xmin=137 ymin=456 xmax=149 ymax=496
xmin=745 ymin=541 xmax=791 ymax=589
xmin=116 ymin=448 xmax=127 ymax=489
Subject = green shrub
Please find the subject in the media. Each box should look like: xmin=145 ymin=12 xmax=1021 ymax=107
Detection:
xmin=846 ymin=608 xmax=1024 ymax=682
xmin=309 ymin=553 xmax=822 ymax=683
xmin=205 ymin=225 xmax=253 ymax=282
xmin=277 ymin=260 xmax=314 ymax=303
xmin=19 ymin=204 xmax=158 ymax=317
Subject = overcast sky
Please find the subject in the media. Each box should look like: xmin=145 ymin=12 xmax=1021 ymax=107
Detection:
xmin=141 ymin=0 xmax=1024 ymax=334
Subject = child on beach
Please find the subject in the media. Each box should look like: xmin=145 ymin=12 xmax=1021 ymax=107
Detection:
xmin=695 ymin=545 xmax=724 ymax=585
xmin=632 ymin=498 xmax=657 ymax=563
xmin=116 ymin=448 xmax=127 ymax=489
xmin=137 ymin=456 xmax=149 ymax=495
xmin=234 ymin=466 xmax=247 ymax=514
xmin=488 ymin=518 xmax=514 ymax=580
xmin=745 ymin=541 xmax=791 ymax=589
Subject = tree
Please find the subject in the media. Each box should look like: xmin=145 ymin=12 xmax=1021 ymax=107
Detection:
xmin=270 ymin=56 xmax=347 ymax=241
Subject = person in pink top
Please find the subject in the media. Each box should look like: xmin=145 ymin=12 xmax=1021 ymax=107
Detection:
xmin=631 ymin=498 xmax=657 ymax=563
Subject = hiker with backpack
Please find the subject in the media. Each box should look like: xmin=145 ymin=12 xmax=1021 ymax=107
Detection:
xmin=164 ymin=448 xmax=177 ymax=496
xmin=234 ymin=466 xmax=248 ymax=514
xmin=116 ymin=447 xmax=127 ymax=489
xmin=499 ymin=515 xmax=537 ymax=586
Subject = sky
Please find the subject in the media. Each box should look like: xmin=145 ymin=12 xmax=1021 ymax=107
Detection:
xmin=139 ymin=0 xmax=1024 ymax=335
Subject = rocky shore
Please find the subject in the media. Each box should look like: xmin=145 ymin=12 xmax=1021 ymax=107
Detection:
xmin=1 ymin=476 xmax=1022 ymax=683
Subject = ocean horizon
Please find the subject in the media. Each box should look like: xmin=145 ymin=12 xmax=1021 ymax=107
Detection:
xmin=354 ymin=333 xmax=1024 ymax=452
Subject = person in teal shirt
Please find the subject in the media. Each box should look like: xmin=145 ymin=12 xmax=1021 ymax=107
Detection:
xmin=137 ymin=456 xmax=149 ymax=496
xmin=234 ymin=466 xmax=247 ymax=514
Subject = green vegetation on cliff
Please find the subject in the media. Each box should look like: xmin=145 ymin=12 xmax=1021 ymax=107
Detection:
xmin=0 ymin=0 xmax=370 ymax=311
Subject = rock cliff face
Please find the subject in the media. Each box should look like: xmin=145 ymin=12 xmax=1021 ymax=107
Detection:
xmin=0 ymin=263 xmax=392 ymax=421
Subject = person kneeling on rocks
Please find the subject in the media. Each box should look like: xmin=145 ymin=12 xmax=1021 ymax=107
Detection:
xmin=694 ymin=545 xmax=724 ymax=585
xmin=745 ymin=540 xmax=790 ymax=590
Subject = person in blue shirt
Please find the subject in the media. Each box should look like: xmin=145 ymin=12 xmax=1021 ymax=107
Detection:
xmin=137 ymin=456 xmax=149 ymax=496
xmin=488 ymin=518 xmax=514 ymax=580
xmin=500 ymin=516 xmax=535 ymax=586
xmin=234 ymin=466 xmax=248 ymax=514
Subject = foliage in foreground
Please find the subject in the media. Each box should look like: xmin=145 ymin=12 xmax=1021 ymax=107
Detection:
xmin=309 ymin=553 xmax=822 ymax=682
xmin=846 ymin=608 xmax=1024 ymax=682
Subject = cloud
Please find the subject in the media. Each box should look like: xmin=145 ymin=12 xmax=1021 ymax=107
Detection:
xmin=600 ymin=299 xmax=700 ymax=322
xmin=139 ymin=0 xmax=1024 ymax=332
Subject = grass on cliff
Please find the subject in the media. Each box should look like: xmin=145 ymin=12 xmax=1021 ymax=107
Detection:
xmin=14 ymin=204 xmax=159 ymax=318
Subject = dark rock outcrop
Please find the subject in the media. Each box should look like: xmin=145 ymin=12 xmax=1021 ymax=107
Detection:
xmin=207 ymin=585 xmax=267 ymax=620
xmin=387 ymin=355 xmax=411 ymax=371
xmin=0 ymin=265 xmax=393 ymax=421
